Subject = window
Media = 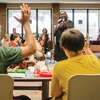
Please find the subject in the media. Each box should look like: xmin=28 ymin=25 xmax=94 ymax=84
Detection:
xmin=23 ymin=10 xmax=36 ymax=38
xmin=89 ymin=10 xmax=99 ymax=40
xmin=8 ymin=9 xmax=22 ymax=35
xmin=60 ymin=9 xmax=100 ymax=40
xmin=74 ymin=10 xmax=87 ymax=36
xmin=38 ymin=10 xmax=51 ymax=39
xmin=7 ymin=9 xmax=52 ymax=40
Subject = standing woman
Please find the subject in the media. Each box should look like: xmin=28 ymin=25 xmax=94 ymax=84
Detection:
xmin=42 ymin=28 xmax=50 ymax=54
xmin=42 ymin=28 xmax=48 ymax=36
xmin=54 ymin=11 xmax=74 ymax=61
xmin=39 ymin=28 xmax=49 ymax=54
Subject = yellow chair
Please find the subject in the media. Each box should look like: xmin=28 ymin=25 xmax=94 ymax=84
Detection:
xmin=0 ymin=74 xmax=14 ymax=100
xmin=67 ymin=74 xmax=100 ymax=100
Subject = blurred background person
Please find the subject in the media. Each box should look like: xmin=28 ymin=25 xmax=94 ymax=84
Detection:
xmin=39 ymin=28 xmax=50 ymax=54
xmin=42 ymin=28 xmax=50 ymax=54
xmin=39 ymin=33 xmax=45 ymax=48
xmin=10 ymin=28 xmax=17 ymax=41
xmin=1 ymin=34 xmax=9 ymax=46
xmin=9 ymin=33 xmax=23 ymax=47
xmin=42 ymin=28 xmax=48 ymax=37
xmin=33 ymin=32 xmax=39 ymax=40
xmin=29 ymin=34 xmax=43 ymax=61
xmin=53 ymin=11 xmax=74 ymax=61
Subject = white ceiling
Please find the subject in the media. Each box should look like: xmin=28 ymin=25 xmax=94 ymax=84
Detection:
xmin=0 ymin=0 xmax=100 ymax=4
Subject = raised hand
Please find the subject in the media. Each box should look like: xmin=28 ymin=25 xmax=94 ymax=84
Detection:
xmin=13 ymin=3 xmax=31 ymax=25
xmin=84 ymin=33 xmax=90 ymax=49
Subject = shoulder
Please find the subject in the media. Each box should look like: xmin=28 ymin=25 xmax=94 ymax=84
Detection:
xmin=54 ymin=60 xmax=68 ymax=71
xmin=0 ymin=46 xmax=21 ymax=58
xmin=66 ymin=19 xmax=74 ymax=28
xmin=9 ymin=41 xmax=13 ymax=43
xmin=10 ymin=34 xmax=13 ymax=37
xmin=66 ymin=19 xmax=73 ymax=23
xmin=0 ymin=46 xmax=21 ymax=53
xmin=1 ymin=38 xmax=4 ymax=43
xmin=9 ymin=41 xmax=14 ymax=45
xmin=87 ymin=54 xmax=100 ymax=60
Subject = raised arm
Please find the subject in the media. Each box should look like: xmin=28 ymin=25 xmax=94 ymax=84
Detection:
xmin=83 ymin=33 xmax=93 ymax=55
xmin=14 ymin=3 xmax=37 ymax=58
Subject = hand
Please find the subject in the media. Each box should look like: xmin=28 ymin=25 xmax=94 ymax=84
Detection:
xmin=53 ymin=28 xmax=57 ymax=34
xmin=61 ymin=21 xmax=68 ymax=28
xmin=13 ymin=3 xmax=31 ymax=25
xmin=83 ymin=33 xmax=93 ymax=55
xmin=84 ymin=33 xmax=90 ymax=49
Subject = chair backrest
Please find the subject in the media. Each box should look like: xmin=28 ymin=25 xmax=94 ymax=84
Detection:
xmin=0 ymin=74 xmax=14 ymax=100
xmin=67 ymin=74 xmax=100 ymax=100
xmin=90 ymin=45 xmax=100 ymax=52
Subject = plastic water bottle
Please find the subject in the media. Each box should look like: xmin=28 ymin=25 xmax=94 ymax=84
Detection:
xmin=45 ymin=50 xmax=57 ymax=72
xmin=45 ymin=51 xmax=51 ymax=72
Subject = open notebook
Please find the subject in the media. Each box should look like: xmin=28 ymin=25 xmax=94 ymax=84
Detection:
xmin=8 ymin=70 xmax=34 ymax=78
xmin=8 ymin=73 xmax=25 ymax=78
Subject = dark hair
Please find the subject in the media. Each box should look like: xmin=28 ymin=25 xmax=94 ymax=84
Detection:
xmin=59 ymin=11 xmax=68 ymax=19
xmin=60 ymin=28 xmax=85 ymax=54
xmin=12 ymin=28 xmax=16 ymax=31
xmin=42 ymin=28 xmax=48 ymax=33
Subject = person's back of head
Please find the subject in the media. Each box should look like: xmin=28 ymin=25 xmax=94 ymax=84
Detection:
xmin=60 ymin=28 xmax=85 ymax=54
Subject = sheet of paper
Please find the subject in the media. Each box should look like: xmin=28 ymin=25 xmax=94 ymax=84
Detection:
xmin=8 ymin=73 xmax=25 ymax=78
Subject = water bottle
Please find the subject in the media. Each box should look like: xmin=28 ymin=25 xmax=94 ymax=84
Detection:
xmin=45 ymin=50 xmax=57 ymax=72
xmin=44 ymin=50 xmax=51 ymax=72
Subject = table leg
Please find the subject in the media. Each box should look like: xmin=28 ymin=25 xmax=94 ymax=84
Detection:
xmin=42 ymin=81 xmax=49 ymax=100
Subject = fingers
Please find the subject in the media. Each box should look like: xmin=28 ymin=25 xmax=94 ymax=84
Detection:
xmin=20 ymin=5 xmax=24 ymax=12
xmin=14 ymin=3 xmax=31 ymax=25
xmin=26 ymin=4 xmax=31 ymax=15
xmin=26 ymin=4 xmax=29 ymax=11
xmin=28 ymin=7 xmax=31 ymax=14
xmin=13 ymin=16 xmax=20 ymax=22
xmin=20 ymin=3 xmax=31 ymax=14
xmin=85 ymin=33 xmax=90 ymax=47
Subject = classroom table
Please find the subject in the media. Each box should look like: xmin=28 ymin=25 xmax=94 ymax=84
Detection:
xmin=13 ymin=74 xmax=52 ymax=100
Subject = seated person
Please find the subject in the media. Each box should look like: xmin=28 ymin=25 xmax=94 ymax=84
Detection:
xmin=0 ymin=3 xmax=36 ymax=74
xmin=29 ymin=34 xmax=43 ymax=61
xmin=9 ymin=33 xmax=23 ymax=47
xmin=1 ymin=34 xmax=10 ymax=46
xmin=50 ymin=29 xmax=100 ymax=100
xmin=21 ymin=34 xmax=43 ymax=69
xmin=39 ymin=34 xmax=45 ymax=47
xmin=0 ymin=3 xmax=36 ymax=100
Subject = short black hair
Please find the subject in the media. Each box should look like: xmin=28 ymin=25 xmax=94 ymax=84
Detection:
xmin=60 ymin=28 xmax=85 ymax=54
